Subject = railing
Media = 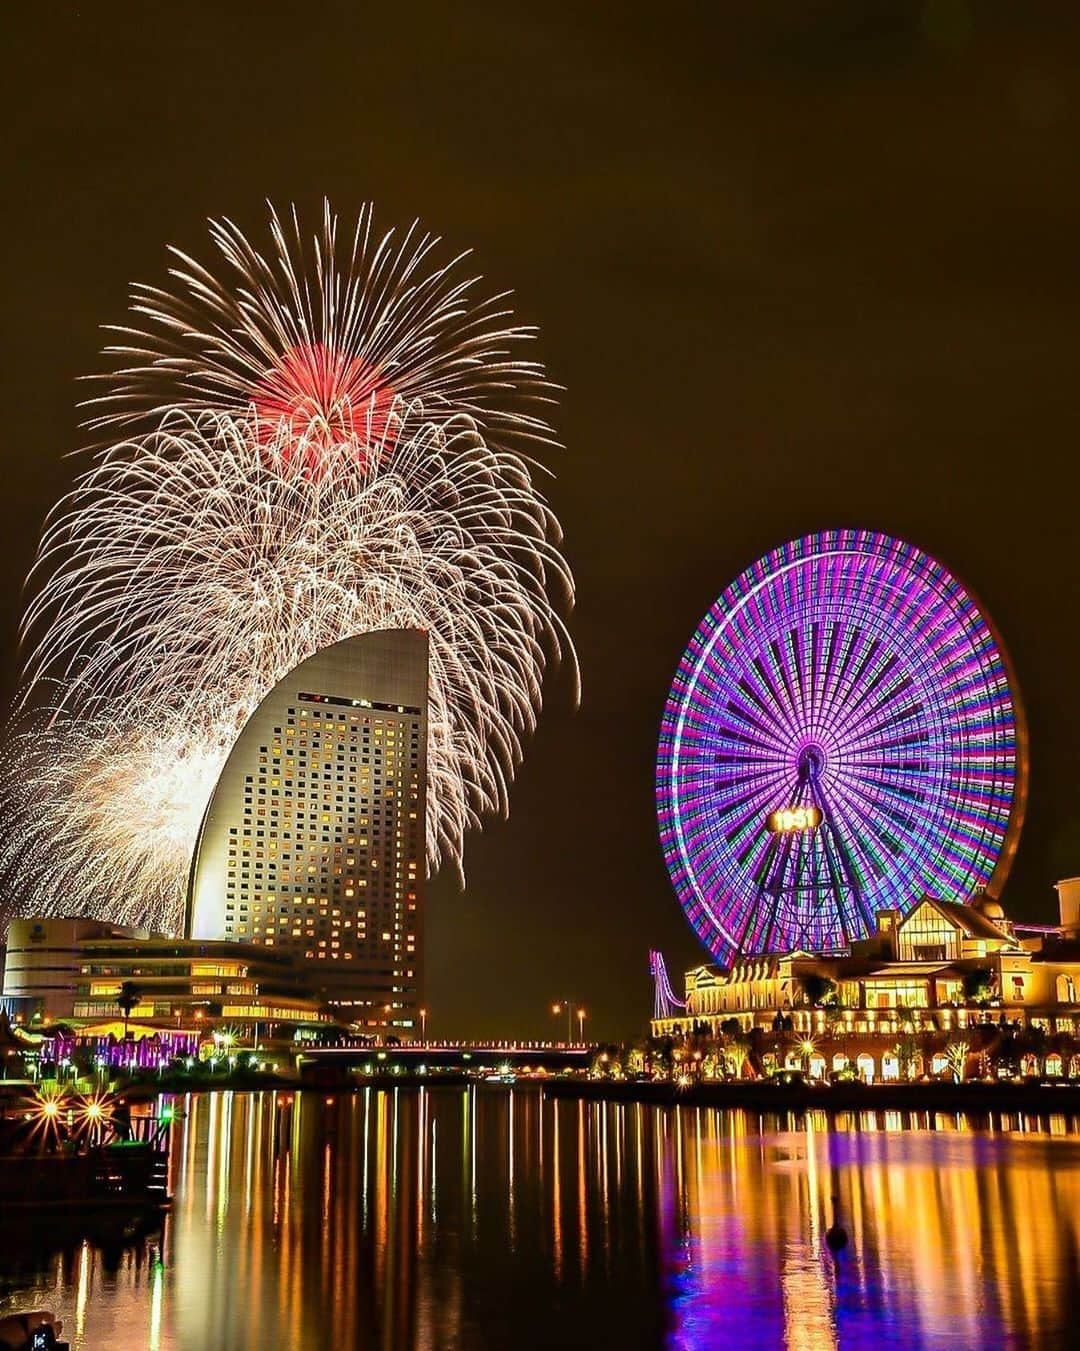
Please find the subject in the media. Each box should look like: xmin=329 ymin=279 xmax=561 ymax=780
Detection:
xmin=89 ymin=1142 xmax=169 ymax=1200
xmin=306 ymin=1039 xmax=594 ymax=1051
xmin=0 ymin=1114 xmax=172 ymax=1205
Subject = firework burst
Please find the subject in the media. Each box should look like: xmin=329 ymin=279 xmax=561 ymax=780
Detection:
xmin=3 ymin=203 xmax=575 ymax=931
xmin=85 ymin=200 xmax=555 ymax=458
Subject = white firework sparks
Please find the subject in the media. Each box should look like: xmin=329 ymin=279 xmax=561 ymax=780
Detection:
xmin=3 ymin=702 xmax=238 ymax=923
xmin=85 ymin=199 xmax=555 ymax=455
xmin=3 ymin=204 xmax=576 ymax=931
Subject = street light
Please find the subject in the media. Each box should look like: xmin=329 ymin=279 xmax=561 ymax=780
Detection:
xmin=551 ymin=1000 xmax=573 ymax=1044
xmin=577 ymin=1008 xmax=586 ymax=1044
xmin=419 ymin=1007 xmax=428 ymax=1045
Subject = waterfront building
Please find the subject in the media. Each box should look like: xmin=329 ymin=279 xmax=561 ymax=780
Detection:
xmin=186 ymin=630 xmax=428 ymax=1031
xmin=1 ymin=917 xmax=149 ymax=1020
xmin=651 ymin=884 xmax=1080 ymax=1081
xmin=2 ymin=917 xmax=335 ymax=1035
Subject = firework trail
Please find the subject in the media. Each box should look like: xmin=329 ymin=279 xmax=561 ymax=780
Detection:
xmin=2 ymin=203 xmax=576 ymax=930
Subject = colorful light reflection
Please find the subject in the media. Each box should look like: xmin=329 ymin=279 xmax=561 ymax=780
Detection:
xmin=7 ymin=1091 xmax=1077 ymax=1348
xmin=656 ymin=530 xmax=1026 ymax=964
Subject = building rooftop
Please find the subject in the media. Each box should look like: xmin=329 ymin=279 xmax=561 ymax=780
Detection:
xmin=858 ymin=961 xmax=960 ymax=979
xmin=927 ymin=896 xmax=1015 ymax=943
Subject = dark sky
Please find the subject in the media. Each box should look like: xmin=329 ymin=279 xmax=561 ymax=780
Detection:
xmin=5 ymin=2 xmax=1080 ymax=1039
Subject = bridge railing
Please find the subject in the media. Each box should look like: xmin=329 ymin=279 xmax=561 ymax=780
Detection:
xmin=329 ymin=1040 xmax=592 ymax=1049
xmin=305 ymin=1039 xmax=594 ymax=1054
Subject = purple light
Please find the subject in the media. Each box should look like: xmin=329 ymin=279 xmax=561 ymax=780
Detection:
xmin=650 ymin=950 xmax=687 ymax=1020
xmin=43 ymin=1029 xmax=201 ymax=1070
xmin=656 ymin=530 xmax=1027 ymax=966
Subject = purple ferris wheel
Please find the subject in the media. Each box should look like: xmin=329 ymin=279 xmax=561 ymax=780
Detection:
xmin=656 ymin=530 xmax=1028 ymax=968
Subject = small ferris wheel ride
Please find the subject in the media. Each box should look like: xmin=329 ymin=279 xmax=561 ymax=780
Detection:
xmin=656 ymin=530 xmax=1027 ymax=969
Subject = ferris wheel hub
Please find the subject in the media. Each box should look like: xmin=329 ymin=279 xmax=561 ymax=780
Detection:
xmin=797 ymin=745 xmax=825 ymax=780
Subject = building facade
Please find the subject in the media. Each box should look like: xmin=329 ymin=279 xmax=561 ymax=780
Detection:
xmin=187 ymin=630 xmax=428 ymax=1030
xmin=652 ymin=889 xmax=1080 ymax=1082
xmin=1 ymin=918 xmax=334 ymax=1034
xmin=2 ymin=918 xmax=149 ymax=1020
xmin=70 ymin=935 xmax=332 ymax=1033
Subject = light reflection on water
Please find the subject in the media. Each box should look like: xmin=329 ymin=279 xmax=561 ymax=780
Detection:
xmin=1 ymin=1089 xmax=1077 ymax=1349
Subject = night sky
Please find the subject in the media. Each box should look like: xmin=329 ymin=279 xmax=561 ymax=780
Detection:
xmin=6 ymin=3 xmax=1080 ymax=1039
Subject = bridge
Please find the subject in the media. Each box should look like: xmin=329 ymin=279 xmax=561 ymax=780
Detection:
xmin=297 ymin=1040 xmax=594 ymax=1078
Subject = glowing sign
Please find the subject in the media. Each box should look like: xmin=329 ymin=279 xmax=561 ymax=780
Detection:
xmin=767 ymin=805 xmax=823 ymax=834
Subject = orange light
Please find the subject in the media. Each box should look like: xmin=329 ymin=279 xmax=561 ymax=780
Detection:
xmin=767 ymin=805 xmax=823 ymax=834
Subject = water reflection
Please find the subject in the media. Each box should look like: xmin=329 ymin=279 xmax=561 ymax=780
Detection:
xmin=1 ymin=1090 xmax=1077 ymax=1349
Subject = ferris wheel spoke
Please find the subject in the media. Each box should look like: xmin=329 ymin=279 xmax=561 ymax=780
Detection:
xmin=733 ymin=665 xmax=800 ymax=744
xmin=748 ymin=654 xmax=805 ymax=744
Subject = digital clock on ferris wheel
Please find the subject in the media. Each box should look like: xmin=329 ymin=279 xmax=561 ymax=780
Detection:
xmin=766 ymin=805 xmax=823 ymax=834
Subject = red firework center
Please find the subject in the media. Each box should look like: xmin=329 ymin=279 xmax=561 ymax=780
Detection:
xmin=251 ymin=342 xmax=396 ymax=473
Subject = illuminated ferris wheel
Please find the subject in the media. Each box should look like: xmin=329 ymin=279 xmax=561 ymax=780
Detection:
xmin=656 ymin=530 xmax=1028 ymax=967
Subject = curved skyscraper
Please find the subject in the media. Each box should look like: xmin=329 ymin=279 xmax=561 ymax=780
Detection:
xmin=187 ymin=630 xmax=428 ymax=1028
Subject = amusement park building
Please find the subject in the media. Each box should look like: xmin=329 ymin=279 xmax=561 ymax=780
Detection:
xmin=186 ymin=630 xmax=428 ymax=1032
xmin=651 ymin=886 xmax=1080 ymax=1080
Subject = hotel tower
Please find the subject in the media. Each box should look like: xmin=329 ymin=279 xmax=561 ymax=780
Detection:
xmin=187 ymin=630 xmax=428 ymax=1029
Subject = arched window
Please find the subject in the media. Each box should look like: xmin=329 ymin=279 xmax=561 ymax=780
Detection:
xmin=856 ymin=1053 xmax=875 ymax=1083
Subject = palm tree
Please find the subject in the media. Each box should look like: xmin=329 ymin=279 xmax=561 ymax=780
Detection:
xmin=117 ymin=981 xmax=141 ymax=1041
xmin=724 ymin=1042 xmax=750 ymax=1081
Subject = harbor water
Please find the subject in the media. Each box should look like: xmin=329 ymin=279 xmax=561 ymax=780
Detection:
xmin=1 ymin=1087 xmax=1078 ymax=1349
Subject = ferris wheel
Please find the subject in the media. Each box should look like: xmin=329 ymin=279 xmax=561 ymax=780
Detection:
xmin=656 ymin=530 xmax=1027 ymax=967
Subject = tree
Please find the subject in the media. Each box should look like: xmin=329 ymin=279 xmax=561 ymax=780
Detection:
xmin=1014 ymin=1024 xmax=1048 ymax=1077
xmin=116 ymin=982 xmax=141 ymax=1041
xmin=724 ymin=1042 xmax=749 ymax=1080
xmin=647 ymin=1035 xmax=675 ymax=1076
xmin=963 ymin=969 xmax=994 ymax=1005
xmin=945 ymin=1040 xmax=969 ymax=1083
xmin=895 ymin=1035 xmax=919 ymax=1081
xmin=800 ymin=975 xmax=837 ymax=1008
